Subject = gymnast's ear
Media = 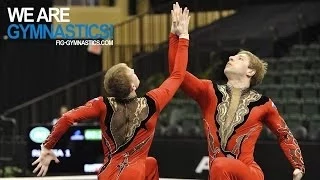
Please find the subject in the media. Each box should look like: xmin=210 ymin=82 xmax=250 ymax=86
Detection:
xmin=131 ymin=83 xmax=137 ymax=91
xmin=247 ymin=68 xmax=256 ymax=77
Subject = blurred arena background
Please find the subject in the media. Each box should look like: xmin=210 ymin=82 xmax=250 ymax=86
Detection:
xmin=0 ymin=0 xmax=320 ymax=179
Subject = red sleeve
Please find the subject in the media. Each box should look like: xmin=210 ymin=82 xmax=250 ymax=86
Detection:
xmin=263 ymin=99 xmax=305 ymax=173
xmin=168 ymin=33 xmax=179 ymax=72
xmin=168 ymin=33 xmax=210 ymax=108
xmin=147 ymin=38 xmax=189 ymax=112
xmin=43 ymin=97 xmax=106 ymax=149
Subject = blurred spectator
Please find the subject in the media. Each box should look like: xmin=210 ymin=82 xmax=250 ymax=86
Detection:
xmin=301 ymin=119 xmax=310 ymax=132
xmin=309 ymin=127 xmax=320 ymax=141
xmin=292 ymin=126 xmax=308 ymax=141
xmin=169 ymin=108 xmax=185 ymax=125
xmin=51 ymin=105 xmax=69 ymax=125
xmin=315 ymin=128 xmax=320 ymax=141
xmin=164 ymin=124 xmax=183 ymax=137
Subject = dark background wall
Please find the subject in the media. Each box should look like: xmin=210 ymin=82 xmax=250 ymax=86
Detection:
xmin=0 ymin=41 xmax=102 ymax=112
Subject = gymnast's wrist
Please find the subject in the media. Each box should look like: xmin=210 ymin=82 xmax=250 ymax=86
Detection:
xmin=179 ymin=33 xmax=189 ymax=40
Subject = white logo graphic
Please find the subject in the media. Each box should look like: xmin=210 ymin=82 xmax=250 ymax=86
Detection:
xmin=32 ymin=149 xmax=71 ymax=158
xmin=70 ymin=130 xmax=84 ymax=141
xmin=84 ymin=163 xmax=103 ymax=173
xmin=195 ymin=156 xmax=209 ymax=173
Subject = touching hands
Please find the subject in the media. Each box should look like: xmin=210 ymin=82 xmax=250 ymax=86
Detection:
xmin=170 ymin=2 xmax=181 ymax=34
xmin=171 ymin=2 xmax=190 ymax=39
xmin=32 ymin=145 xmax=60 ymax=177
xmin=293 ymin=169 xmax=303 ymax=180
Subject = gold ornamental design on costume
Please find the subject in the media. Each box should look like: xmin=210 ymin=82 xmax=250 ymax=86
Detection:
xmin=216 ymin=85 xmax=261 ymax=151
xmin=276 ymin=119 xmax=305 ymax=173
xmin=231 ymin=126 xmax=260 ymax=158
xmin=107 ymin=97 xmax=149 ymax=150
xmin=125 ymin=98 xmax=148 ymax=139
xmin=203 ymin=119 xmax=220 ymax=168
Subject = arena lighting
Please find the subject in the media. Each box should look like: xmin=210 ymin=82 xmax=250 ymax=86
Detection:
xmin=84 ymin=163 xmax=103 ymax=173
xmin=29 ymin=126 xmax=50 ymax=143
xmin=84 ymin=129 xmax=102 ymax=140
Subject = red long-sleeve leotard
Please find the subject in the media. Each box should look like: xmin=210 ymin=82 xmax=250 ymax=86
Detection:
xmin=42 ymin=37 xmax=189 ymax=180
xmin=168 ymin=33 xmax=305 ymax=179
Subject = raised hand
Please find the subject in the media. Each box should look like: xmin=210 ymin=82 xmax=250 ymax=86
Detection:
xmin=32 ymin=145 xmax=60 ymax=177
xmin=293 ymin=169 xmax=303 ymax=180
xmin=176 ymin=6 xmax=191 ymax=39
xmin=170 ymin=2 xmax=182 ymax=34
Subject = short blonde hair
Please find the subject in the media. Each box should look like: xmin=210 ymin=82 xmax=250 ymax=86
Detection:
xmin=103 ymin=63 xmax=132 ymax=99
xmin=238 ymin=50 xmax=268 ymax=87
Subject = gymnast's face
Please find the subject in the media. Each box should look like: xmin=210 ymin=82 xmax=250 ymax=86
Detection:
xmin=224 ymin=53 xmax=253 ymax=78
xmin=126 ymin=66 xmax=140 ymax=91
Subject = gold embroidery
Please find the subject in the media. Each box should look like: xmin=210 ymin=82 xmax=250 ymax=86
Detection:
xmin=231 ymin=126 xmax=260 ymax=158
xmin=107 ymin=97 xmax=149 ymax=151
xmin=108 ymin=97 xmax=117 ymax=110
xmin=276 ymin=120 xmax=305 ymax=173
xmin=216 ymin=85 xmax=261 ymax=151
xmin=125 ymin=98 xmax=148 ymax=139
xmin=203 ymin=119 xmax=220 ymax=169
xmin=204 ymin=119 xmax=220 ymax=167
xmin=204 ymin=119 xmax=220 ymax=158
xmin=116 ymin=135 xmax=152 ymax=178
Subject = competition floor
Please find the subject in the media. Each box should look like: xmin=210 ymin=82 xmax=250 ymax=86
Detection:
xmin=1 ymin=175 xmax=200 ymax=180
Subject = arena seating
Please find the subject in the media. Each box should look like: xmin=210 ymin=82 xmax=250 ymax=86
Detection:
xmin=154 ymin=41 xmax=320 ymax=141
